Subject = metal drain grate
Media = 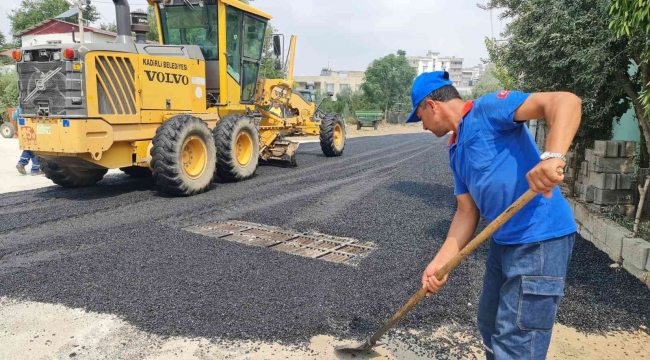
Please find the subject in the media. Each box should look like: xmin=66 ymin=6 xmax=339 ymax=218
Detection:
xmin=184 ymin=221 xmax=376 ymax=265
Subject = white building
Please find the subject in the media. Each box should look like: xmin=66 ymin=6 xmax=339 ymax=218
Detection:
xmin=462 ymin=63 xmax=488 ymax=86
xmin=13 ymin=19 xmax=156 ymax=47
xmin=407 ymin=51 xmax=464 ymax=84
xmin=294 ymin=69 xmax=365 ymax=100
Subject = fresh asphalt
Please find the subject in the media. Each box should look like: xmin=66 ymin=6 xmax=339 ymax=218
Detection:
xmin=0 ymin=133 xmax=648 ymax=357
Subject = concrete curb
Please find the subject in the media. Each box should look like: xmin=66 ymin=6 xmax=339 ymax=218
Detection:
xmin=568 ymin=198 xmax=650 ymax=287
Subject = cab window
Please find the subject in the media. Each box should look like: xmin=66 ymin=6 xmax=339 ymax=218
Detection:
xmin=159 ymin=4 xmax=218 ymax=60
xmin=225 ymin=6 xmax=243 ymax=82
xmin=241 ymin=15 xmax=266 ymax=101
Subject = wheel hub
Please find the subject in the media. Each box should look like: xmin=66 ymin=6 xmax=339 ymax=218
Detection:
xmin=181 ymin=135 xmax=208 ymax=179
xmin=236 ymin=131 xmax=253 ymax=167
xmin=334 ymin=123 xmax=343 ymax=147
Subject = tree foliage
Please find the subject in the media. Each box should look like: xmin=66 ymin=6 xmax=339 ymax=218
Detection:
xmin=99 ymin=22 xmax=117 ymax=33
xmin=361 ymin=50 xmax=416 ymax=118
xmin=0 ymin=72 xmax=19 ymax=120
xmin=609 ymin=0 xmax=650 ymax=37
xmin=314 ymin=89 xmax=377 ymax=117
xmin=146 ymin=6 xmax=159 ymax=42
xmin=471 ymin=64 xmax=506 ymax=99
xmin=259 ymin=23 xmax=284 ymax=79
xmin=8 ymin=0 xmax=100 ymax=44
xmin=481 ymin=0 xmax=643 ymax=152
xmin=609 ymin=0 xmax=650 ymax=116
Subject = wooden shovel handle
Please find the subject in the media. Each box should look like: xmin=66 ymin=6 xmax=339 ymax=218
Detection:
xmin=434 ymin=188 xmax=538 ymax=279
xmin=368 ymin=188 xmax=539 ymax=345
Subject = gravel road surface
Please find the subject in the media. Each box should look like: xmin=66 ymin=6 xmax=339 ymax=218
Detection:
xmin=0 ymin=133 xmax=648 ymax=358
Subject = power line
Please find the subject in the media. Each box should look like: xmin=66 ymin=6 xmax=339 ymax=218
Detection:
xmin=91 ymin=0 xmax=150 ymax=5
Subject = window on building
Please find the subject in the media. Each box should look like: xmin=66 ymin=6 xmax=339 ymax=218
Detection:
xmin=326 ymin=83 xmax=334 ymax=92
xmin=339 ymin=72 xmax=348 ymax=78
xmin=356 ymin=84 xmax=361 ymax=91
xmin=339 ymin=84 xmax=349 ymax=92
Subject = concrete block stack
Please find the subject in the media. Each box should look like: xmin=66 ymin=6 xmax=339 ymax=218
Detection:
xmin=573 ymin=140 xmax=636 ymax=216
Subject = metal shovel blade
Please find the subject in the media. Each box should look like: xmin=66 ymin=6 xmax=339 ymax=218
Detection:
xmin=335 ymin=339 xmax=380 ymax=354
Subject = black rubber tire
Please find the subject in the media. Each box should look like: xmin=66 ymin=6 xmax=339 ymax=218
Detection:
xmin=319 ymin=113 xmax=345 ymax=157
xmin=373 ymin=121 xmax=379 ymax=130
xmin=120 ymin=166 xmax=152 ymax=178
xmin=356 ymin=122 xmax=361 ymax=130
xmin=1 ymin=122 xmax=15 ymax=138
xmin=213 ymin=114 xmax=259 ymax=182
xmin=40 ymin=158 xmax=108 ymax=187
xmin=150 ymin=115 xmax=216 ymax=196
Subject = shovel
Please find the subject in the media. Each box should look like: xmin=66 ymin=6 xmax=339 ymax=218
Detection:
xmin=336 ymin=186 xmax=546 ymax=354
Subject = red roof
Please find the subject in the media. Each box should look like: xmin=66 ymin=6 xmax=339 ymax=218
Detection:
xmin=14 ymin=19 xmax=119 ymax=37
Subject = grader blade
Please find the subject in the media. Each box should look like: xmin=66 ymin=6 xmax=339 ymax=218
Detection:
xmin=260 ymin=140 xmax=299 ymax=167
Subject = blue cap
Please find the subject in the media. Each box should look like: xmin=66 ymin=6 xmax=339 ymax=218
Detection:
xmin=405 ymin=71 xmax=453 ymax=123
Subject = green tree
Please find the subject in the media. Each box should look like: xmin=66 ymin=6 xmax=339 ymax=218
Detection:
xmin=609 ymin=0 xmax=650 ymax=127
xmin=483 ymin=38 xmax=517 ymax=91
xmin=471 ymin=64 xmax=506 ymax=99
xmin=609 ymin=0 xmax=650 ymax=36
xmin=259 ymin=23 xmax=284 ymax=79
xmin=99 ymin=22 xmax=117 ymax=33
xmin=480 ymin=0 xmax=641 ymax=158
xmin=146 ymin=6 xmax=159 ymax=42
xmin=0 ymin=72 xmax=19 ymax=120
xmin=361 ymin=50 xmax=417 ymax=120
xmin=9 ymin=0 xmax=100 ymax=45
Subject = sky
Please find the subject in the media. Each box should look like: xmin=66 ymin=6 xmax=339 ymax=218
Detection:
xmin=0 ymin=0 xmax=507 ymax=76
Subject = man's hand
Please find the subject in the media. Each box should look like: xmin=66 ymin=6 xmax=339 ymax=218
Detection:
xmin=422 ymin=257 xmax=450 ymax=297
xmin=526 ymin=157 xmax=565 ymax=198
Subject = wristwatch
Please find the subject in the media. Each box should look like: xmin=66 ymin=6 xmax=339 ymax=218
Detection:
xmin=540 ymin=151 xmax=566 ymax=162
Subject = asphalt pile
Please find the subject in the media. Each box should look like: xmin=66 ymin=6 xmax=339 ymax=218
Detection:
xmin=0 ymin=133 xmax=648 ymax=358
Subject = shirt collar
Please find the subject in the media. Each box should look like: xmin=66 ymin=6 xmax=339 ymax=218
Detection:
xmin=447 ymin=100 xmax=474 ymax=147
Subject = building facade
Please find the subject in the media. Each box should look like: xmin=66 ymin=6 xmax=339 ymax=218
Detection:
xmin=294 ymin=69 xmax=365 ymax=100
xmin=13 ymin=19 xmax=147 ymax=47
xmin=407 ymin=51 xmax=464 ymax=84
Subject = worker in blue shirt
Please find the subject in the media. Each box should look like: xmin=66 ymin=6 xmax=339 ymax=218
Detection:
xmin=407 ymin=71 xmax=581 ymax=360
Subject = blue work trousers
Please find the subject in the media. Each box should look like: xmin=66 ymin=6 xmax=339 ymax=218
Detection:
xmin=478 ymin=233 xmax=575 ymax=360
xmin=18 ymin=150 xmax=40 ymax=171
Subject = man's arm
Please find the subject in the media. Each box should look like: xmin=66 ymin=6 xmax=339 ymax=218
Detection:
xmin=422 ymin=193 xmax=479 ymax=295
xmin=514 ymin=92 xmax=582 ymax=197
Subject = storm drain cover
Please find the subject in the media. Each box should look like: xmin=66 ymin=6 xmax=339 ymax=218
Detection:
xmin=184 ymin=221 xmax=376 ymax=265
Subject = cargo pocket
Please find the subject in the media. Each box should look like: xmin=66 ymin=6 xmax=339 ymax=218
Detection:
xmin=516 ymin=276 xmax=565 ymax=331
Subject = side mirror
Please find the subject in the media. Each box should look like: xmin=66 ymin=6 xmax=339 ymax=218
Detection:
xmin=327 ymin=91 xmax=334 ymax=97
xmin=273 ymin=35 xmax=282 ymax=57
xmin=274 ymin=59 xmax=282 ymax=70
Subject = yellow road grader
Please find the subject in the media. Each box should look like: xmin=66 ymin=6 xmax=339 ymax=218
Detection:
xmin=12 ymin=0 xmax=346 ymax=195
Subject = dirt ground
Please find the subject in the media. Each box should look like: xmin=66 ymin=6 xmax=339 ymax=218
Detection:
xmin=290 ymin=123 xmax=428 ymax=143
xmin=1 ymin=297 xmax=648 ymax=360
xmin=345 ymin=123 xmax=427 ymax=138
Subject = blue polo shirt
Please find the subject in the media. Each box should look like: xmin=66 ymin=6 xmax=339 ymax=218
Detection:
xmin=448 ymin=91 xmax=576 ymax=244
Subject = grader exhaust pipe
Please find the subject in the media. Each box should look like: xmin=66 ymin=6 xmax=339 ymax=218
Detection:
xmin=112 ymin=0 xmax=133 ymax=44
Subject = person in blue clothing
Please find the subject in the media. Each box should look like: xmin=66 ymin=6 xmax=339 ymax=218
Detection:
xmin=16 ymin=150 xmax=42 ymax=175
xmin=408 ymin=71 xmax=581 ymax=360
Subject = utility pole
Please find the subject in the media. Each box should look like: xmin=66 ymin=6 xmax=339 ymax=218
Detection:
xmin=490 ymin=9 xmax=494 ymax=40
xmin=78 ymin=0 xmax=85 ymax=44
xmin=66 ymin=0 xmax=89 ymax=44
